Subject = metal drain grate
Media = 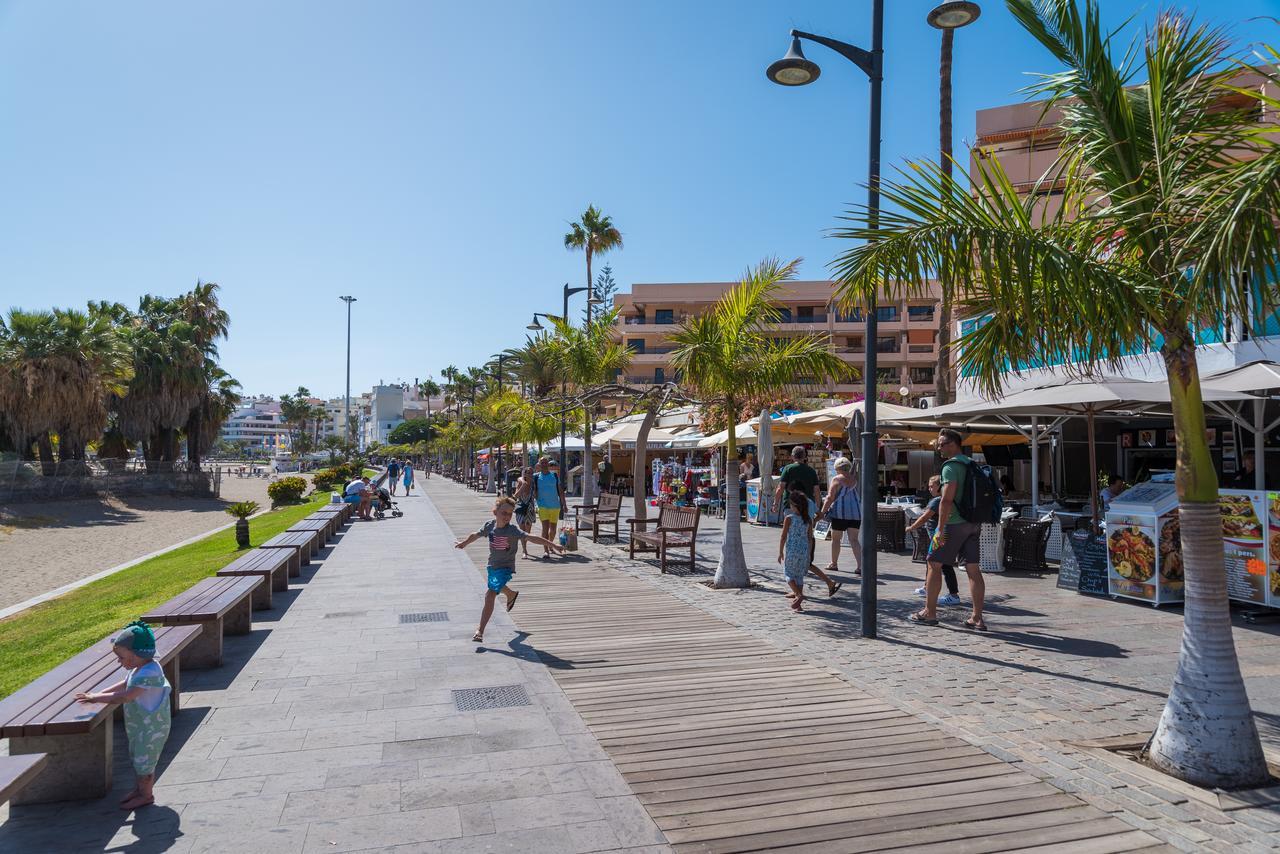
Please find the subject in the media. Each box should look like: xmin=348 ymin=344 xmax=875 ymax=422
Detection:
xmin=452 ymin=685 xmax=531 ymax=712
xmin=400 ymin=611 xmax=449 ymax=624
xmin=324 ymin=611 xmax=366 ymax=619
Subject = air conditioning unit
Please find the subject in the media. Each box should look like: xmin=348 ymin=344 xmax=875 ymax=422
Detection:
xmin=918 ymin=396 xmax=937 ymax=409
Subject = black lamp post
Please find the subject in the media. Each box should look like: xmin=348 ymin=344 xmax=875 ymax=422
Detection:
xmin=767 ymin=0 xmax=884 ymax=638
xmin=526 ymin=283 xmax=598 ymax=479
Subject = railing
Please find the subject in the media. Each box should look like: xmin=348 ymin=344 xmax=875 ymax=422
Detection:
xmin=908 ymin=344 xmax=935 ymax=354
xmin=835 ymin=346 xmax=866 ymax=355
xmin=622 ymin=375 xmax=663 ymax=385
xmin=875 ymin=342 xmax=901 ymax=354
xmin=908 ymin=312 xmax=936 ymax=322
xmin=774 ymin=314 xmax=827 ymax=324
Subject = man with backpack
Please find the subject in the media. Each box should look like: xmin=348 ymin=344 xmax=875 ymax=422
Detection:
xmin=387 ymin=458 xmax=401 ymax=496
xmin=532 ymin=456 xmax=567 ymax=558
xmin=910 ymin=427 xmax=993 ymax=631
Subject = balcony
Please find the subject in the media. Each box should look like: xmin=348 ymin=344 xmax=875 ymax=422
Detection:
xmin=630 ymin=352 xmax=674 ymax=364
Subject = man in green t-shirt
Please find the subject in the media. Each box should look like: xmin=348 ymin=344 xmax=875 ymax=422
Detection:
xmin=912 ymin=428 xmax=987 ymax=631
xmin=775 ymin=446 xmax=820 ymax=509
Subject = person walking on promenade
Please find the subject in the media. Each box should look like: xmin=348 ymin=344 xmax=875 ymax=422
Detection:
xmin=75 ymin=621 xmax=171 ymax=811
xmin=780 ymin=490 xmax=840 ymax=611
xmin=532 ymin=456 xmax=566 ymax=558
xmin=387 ymin=458 xmax=401 ymax=496
xmin=512 ymin=465 xmax=538 ymax=557
xmin=912 ymin=428 xmax=987 ymax=629
xmin=402 ymin=461 xmax=414 ymax=494
xmin=456 ymin=496 xmax=563 ymax=643
xmin=817 ymin=456 xmax=862 ymax=576
xmin=774 ymin=445 xmax=820 ymax=516
xmin=905 ymin=475 xmax=961 ymax=606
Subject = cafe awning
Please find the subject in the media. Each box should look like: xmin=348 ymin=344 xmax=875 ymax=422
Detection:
xmin=785 ymin=400 xmax=923 ymax=434
xmin=591 ymin=422 xmax=677 ymax=448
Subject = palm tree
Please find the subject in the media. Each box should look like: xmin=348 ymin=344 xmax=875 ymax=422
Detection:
xmin=669 ymin=259 xmax=850 ymax=588
xmin=419 ymin=377 xmax=442 ymax=466
xmin=505 ymin=335 xmax=562 ymax=398
xmin=186 ymin=365 xmax=241 ymax=468
xmin=548 ymin=307 xmax=632 ymax=506
xmin=564 ymin=205 xmax=623 ymax=317
xmin=830 ymin=0 xmax=1275 ymax=788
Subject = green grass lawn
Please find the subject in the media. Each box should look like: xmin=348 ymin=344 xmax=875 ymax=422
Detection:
xmin=363 ymin=467 xmax=379 ymax=478
xmin=0 ymin=492 xmax=330 ymax=699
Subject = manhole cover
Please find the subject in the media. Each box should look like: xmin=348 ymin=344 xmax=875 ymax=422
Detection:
xmin=400 ymin=612 xmax=449 ymax=623
xmin=324 ymin=611 xmax=366 ymax=618
xmin=452 ymin=685 xmax=531 ymax=711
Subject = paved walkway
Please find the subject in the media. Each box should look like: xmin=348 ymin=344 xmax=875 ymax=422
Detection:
xmin=430 ymin=479 xmax=1280 ymax=853
xmin=0 ymin=482 xmax=667 ymax=853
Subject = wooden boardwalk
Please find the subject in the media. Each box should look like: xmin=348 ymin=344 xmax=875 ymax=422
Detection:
xmin=509 ymin=561 xmax=1171 ymax=853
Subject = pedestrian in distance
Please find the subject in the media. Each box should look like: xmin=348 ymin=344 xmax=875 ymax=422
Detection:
xmin=817 ymin=456 xmax=862 ymax=576
xmin=911 ymin=428 xmax=988 ymax=630
xmin=387 ymin=458 xmax=401 ymax=495
xmin=402 ymin=461 xmax=414 ymax=494
xmin=780 ymin=488 xmax=841 ymax=611
xmin=75 ymin=621 xmax=171 ymax=811
xmin=456 ymin=495 xmax=563 ymax=643
xmin=512 ymin=465 xmax=538 ymax=557
xmin=905 ymin=475 xmax=962 ymax=606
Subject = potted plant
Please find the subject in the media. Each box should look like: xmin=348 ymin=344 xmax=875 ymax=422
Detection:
xmin=225 ymin=501 xmax=260 ymax=548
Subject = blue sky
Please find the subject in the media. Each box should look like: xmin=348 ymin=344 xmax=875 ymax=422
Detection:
xmin=2 ymin=0 xmax=1278 ymax=398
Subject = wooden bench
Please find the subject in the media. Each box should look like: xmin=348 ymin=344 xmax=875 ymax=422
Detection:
xmin=628 ymin=505 xmax=700 ymax=573
xmin=0 ymin=625 xmax=200 ymax=803
xmin=260 ymin=530 xmax=320 ymax=567
xmin=287 ymin=516 xmax=333 ymax=545
xmin=0 ymin=754 xmax=48 ymax=807
xmin=216 ymin=548 xmax=292 ymax=608
xmin=303 ymin=510 xmax=341 ymax=539
xmin=141 ymin=576 xmax=262 ymax=669
xmin=573 ymin=493 xmax=623 ymax=542
xmin=313 ymin=504 xmax=349 ymax=527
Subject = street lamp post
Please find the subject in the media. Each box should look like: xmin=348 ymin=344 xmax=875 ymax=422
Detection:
xmin=767 ymin=0 xmax=884 ymax=638
xmin=339 ymin=296 xmax=357 ymax=447
xmin=491 ymin=353 xmax=508 ymax=492
xmin=928 ymin=1 xmax=980 ymax=406
xmin=526 ymin=283 xmax=596 ymax=482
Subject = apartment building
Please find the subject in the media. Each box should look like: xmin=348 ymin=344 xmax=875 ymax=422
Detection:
xmin=611 ymin=280 xmax=943 ymax=402
xmin=220 ymin=397 xmax=290 ymax=455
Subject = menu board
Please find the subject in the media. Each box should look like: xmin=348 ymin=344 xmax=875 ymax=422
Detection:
xmin=1269 ymin=492 xmax=1280 ymax=608
xmin=1221 ymin=490 xmax=1268 ymax=605
xmin=1059 ymin=530 xmax=1108 ymax=596
xmin=1107 ymin=481 xmax=1183 ymax=605
xmin=1107 ymin=513 xmax=1159 ymax=601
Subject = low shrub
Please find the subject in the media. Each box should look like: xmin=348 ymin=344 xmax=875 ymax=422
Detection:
xmin=311 ymin=468 xmax=338 ymax=492
xmin=267 ymin=476 xmax=307 ymax=505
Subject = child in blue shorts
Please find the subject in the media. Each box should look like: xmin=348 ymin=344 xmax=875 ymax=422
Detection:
xmin=456 ymin=495 xmax=563 ymax=642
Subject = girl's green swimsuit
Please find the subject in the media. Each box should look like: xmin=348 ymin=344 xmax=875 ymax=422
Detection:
xmin=124 ymin=661 xmax=171 ymax=775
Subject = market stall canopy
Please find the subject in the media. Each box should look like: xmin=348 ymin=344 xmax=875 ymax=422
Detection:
xmin=1201 ymin=360 xmax=1280 ymax=394
xmin=785 ymin=400 xmax=923 ymax=433
xmin=694 ymin=415 xmax=813 ymax=449
xmin=879 ymin=429 xmax=1030 ymax=447
xmin=591 ymin=422 xmax=677 ymax=447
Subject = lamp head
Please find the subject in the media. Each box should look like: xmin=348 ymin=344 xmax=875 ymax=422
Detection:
xmin=927 ymin=1 xmax=981 ymax=29
xmin=766 ymin=35 xmax=820 ymax=86
xmin=526 ymin=316 xmax=544 ymax=331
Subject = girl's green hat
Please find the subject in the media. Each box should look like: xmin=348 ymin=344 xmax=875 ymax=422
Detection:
xmin=113 ymin=620 xmax=157 ymax=658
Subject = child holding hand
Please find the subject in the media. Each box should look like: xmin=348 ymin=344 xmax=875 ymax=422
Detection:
xmin=76 ymin=621 xmax=171 ymax=811
xmin=456 ymin=495 xmax=563 ymax=642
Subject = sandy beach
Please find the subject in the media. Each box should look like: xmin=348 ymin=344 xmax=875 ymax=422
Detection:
xmin=0 ymin=473 xmax=290 ymax=611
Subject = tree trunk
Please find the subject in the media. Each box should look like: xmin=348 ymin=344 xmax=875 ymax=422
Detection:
xmin=1147 ymin=342 xmax=1269 ymax=788
xmin=715 ymin=404 xmax=750 ymax=588
xmin=37 ymin=432 xmax=56 ymax=476
xmin=581 ymin=410 xmax=594 ymax=507
xmin=632 ymin=405 xmax=658 ymax=521
xmin=186 ymin=412 xmax=202 ymax=469
xmin=934 ymin=27 xmax=955 ymax=405
xmin=586 ymin=246 xmax=594 ymax=322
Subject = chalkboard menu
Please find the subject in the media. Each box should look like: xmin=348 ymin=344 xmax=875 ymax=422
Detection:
xmin=1058 ymin=530 xmax=1108 ymax=596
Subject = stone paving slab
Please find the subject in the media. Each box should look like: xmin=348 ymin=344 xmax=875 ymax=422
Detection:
xmin=428 ymin=479 xmax=1280 ymax=852
xmin=0 ymin=486 xmax=670 ymax=853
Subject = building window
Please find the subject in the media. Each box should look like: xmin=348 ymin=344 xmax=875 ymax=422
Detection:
xmin=910 ymin=367 xmax=935 ymax=384
xmin=908 ymin=305 xmax=935 ymax=322
xmin=876 ymin=368 xmax=900 ymax=383
xmin=626 ymin=339 xmax=645 ymax=354
xmin=797 ymin=306 xmax=814 ymax=320
xmin=875 ymin=336 xmax=900 ymax=353
xmin=837 ymin=308 xmax=864 ymax=322
xmin=654 ymin=368 xmax=665 ymax=384
xmin=876 ymin=306 xmax=898 ymax=322
xmin=655 ymin=309 xmax=674 ymax=324
xmin=776 ymin=307 xmax=792 ymax=323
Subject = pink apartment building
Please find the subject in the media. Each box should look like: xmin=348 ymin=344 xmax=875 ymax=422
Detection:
xmin=610 ymin=280 xmax=943 ymax=401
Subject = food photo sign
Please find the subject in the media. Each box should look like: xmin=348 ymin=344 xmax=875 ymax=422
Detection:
xmin=1105 ymin=481 xmax=1184 ymax=605
xmin=1270 ymin=492 xmax=1280 ymax=608
xmin=1219 ymin=489 xmax=1269 ymax=606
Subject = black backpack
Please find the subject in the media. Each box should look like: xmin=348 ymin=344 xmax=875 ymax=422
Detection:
xmin=955 ymin=459 xmax=1003 ymax=524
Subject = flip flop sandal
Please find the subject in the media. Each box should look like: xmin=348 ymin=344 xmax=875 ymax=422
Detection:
xmin=964 ymin=618 xmax=989 ymax=632
xmin=471 ymin=632 xmax=483 ymax=642
xmin=827 ymin=582 xmax=843 ymax=598
xmin=908 ymin=611 xmax=939 ymax=626
xmin=506 ymin=591 xmax=520 ymax=612
xmin=822 ymin=565 xmax=839 ymax=572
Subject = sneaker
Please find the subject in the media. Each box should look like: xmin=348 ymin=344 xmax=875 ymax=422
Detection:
xmin=938 ymin=594 xmax=962 ymax=606
xmin=913 ymin=586 xmax=927 ymax=596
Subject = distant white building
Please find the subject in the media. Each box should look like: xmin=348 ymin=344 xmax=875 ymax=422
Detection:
xmin=355 ymin=382 xmax=448 ymax=449
xmin=220 ymin=398 xmax=289 ymax=455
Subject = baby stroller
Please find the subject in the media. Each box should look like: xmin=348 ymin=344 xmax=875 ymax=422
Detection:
xmin=373 ymin=486 xmax=403 ymax=519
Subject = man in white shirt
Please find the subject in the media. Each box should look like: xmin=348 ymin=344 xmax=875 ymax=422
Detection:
xmin=344 ymin=476 xmax=373 ymax=520
xmin=1100 ymin=475 xmax=1126 ymax=512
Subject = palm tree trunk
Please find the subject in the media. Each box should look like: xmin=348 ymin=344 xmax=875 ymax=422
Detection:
xmin=582 ymin=410 xmax=594 ymax=506
xmin=186 ymin=411 xmax=202 ymax=469
xmin=37 ymin=432 xmax=56 ymax=476
xmin=586 ymin=246 xmax=594 ymax=321
xmin=1147 ymin=342 xmax=1268 ymax=788
xmin=632 ymin=405 xmax=657 ymax=521
xmin=715 ymin=404 xmax=750 ymax=588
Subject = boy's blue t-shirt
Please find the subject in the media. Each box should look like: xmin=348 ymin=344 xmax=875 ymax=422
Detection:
xmin=534 ymin=472 xmax=560 ymax=508
xmin=926 ymin=496 xmax=942 ymax=535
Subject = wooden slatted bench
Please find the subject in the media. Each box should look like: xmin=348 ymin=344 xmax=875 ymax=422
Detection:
xmin=215 ymin=548 xmax=292 ymax=609
xmin=288 ymin=516 xmax=333 ymax=545
xmin=0 ymin=754 xmax=48 ymax=807
xmin=313 ymin=504 xmax=349 ymax=529
xmin=573 ymin=492 xmax=623 ymax=542
xmin=628 ymin=504 xmax=701 ymax=573
xmin=0 ymin=625 xmax=200 ymax=804
xmin=259 ymin=530 xmax=319 ymax=568
xmin=301 ymin=510 xmax=340 ymax=539
xmin=140 ymin=576 xmax=261 ymax=669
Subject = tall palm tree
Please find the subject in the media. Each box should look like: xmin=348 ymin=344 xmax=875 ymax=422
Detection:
xmin=419 ymin=378 xmax=442 ymax=465
xmin=564 ymin=205 xmax=623 ymax=317
xmin=504 ymin=335 xmax=562 ymax=398
xmin=548 ymin=307 xmax=632 ymax=506
xmin=187 ymin=365 xmax=241 ymax=467
xmin=669 ymin=259 xmax=850 ymax=588
xmin=830 ymin=0 xmax=1275 ymax=787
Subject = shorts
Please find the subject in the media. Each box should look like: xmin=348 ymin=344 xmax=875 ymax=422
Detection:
xmin=343 ymin=494 xmax=361 ymax=505
xmin=929 ymin=522 xmax=982 ymax=566
xmin=486 ymin=568 xmax=514 ymax=592
xmin=537 ymin=506 xmax=561 ymax=524
xmin=830 ymin=517 xmax=860 ymax=532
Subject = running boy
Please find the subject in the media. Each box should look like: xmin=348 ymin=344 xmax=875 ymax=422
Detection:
xmin=456 ymin=495 xmax=563 ymax=642
xmin=75 ymin=621 xmax=171 ymax=811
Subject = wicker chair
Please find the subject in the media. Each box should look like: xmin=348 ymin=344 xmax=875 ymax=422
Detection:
xmin=876 ymin=506 xmax=907 ymax=552
xmin=1002 ymin=517 xmax=1053 ymax=573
